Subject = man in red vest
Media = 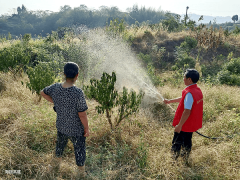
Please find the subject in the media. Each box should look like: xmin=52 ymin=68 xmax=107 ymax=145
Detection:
xmin=164 ymin=69 xmax=203 ymax=161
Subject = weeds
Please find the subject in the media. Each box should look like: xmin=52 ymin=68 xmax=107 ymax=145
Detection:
xmin=1 ymin=26 xmax=240 ymax=179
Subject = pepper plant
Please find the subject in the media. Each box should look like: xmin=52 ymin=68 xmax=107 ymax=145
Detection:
xmin=84 ymin=72 xmax=144 ymax=129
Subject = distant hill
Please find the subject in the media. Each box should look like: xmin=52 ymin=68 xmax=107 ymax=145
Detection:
xmin=182 ymin=13 xmax=234 ymax=24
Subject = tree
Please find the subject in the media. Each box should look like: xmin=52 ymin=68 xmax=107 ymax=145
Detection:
xmin=84 ymin=72 xmax=144 ymax=129
xmin=162 ymin=13 xmax=181 ymax=32
xmin=185 ymin=6 xmax=189 ymax=26
xmin=22 ymin=5 xmax=27 ymax=13
xmin=17 ymin=7 xmax=22 ymax=15
xmin=232 ymin=15 xmax=238 ymax=23
xmin=26 ymin=62 xmax=56 ymax=101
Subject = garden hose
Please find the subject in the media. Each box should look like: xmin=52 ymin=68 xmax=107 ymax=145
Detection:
xmin=166 ymin=103 xmax=230 ymax=140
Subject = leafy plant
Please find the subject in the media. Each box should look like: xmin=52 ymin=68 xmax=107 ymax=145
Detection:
xmin=147 ymin=64 xmax=163 ymax=86
xmin=232 ymin=25 xmax=240 ymax=35
xmin=84 ymin=72 xmax=144 ymax=129
xmin=161 ymin=13 xmax=182 ymax=32
xmin=25 ymin=62 xmax=56 ymax=101
xmin=180 ymin=36 xmax=198 ymax=54
xmin=138 ymin=53 xmax=152 ymax=65
xmin=217 ymin=57 xmax=240 ymax=86
xmin=106 ymin=18 xmax=126 ymax=37
xmin=173 ymin=48 xmax=196 ymax=70
xmin=0 ymin=43 xmax=31 ymax=73
xmin=137 ymin=134 xmax=148 ymax=172
xmin=23 ymin=33 xmax=31 ymax=44
xmin=137 ymin=53 xmax=163 ymax=86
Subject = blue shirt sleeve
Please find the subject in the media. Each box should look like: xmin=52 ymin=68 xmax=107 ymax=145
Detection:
xmin=184 ymin=92 xmax=194 ymax=110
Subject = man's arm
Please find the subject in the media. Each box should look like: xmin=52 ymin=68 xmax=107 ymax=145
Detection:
xmin=174 ymin=109 xmax=191 ymax=133
xmin=40 ymin=90 xmax=53 ymax=103
xmin=78 ymin=111 xmax=89 ymax=137
xmin=164 ymin=97 xmax=182 ymax=104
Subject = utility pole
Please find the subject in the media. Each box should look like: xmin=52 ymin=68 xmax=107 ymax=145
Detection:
xmin=185 ymin=6 xmax=189 ymax=26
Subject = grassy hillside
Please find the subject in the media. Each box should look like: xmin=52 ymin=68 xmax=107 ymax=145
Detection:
xmin=0 ymin=27 xmax=240 ymax=179
xmin=0 ymin=70 xmax=240 ymax=179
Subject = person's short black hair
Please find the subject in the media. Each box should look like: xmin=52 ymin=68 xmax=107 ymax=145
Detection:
xmin=64 ymin=62 xmax=79 ymax=78
xmin=185 ymin=69 xmax=199 ymax=83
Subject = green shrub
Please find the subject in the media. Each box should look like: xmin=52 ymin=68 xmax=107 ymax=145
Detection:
xmin=23 ymin=34 xmax=31 ymax=44
xmin=84 ymin=72 xmax=144 ymax=129
xmin=232 ymin=26 xmax=240 ymax=35
xmin=161 ymin=14 xmax=182 ymax=32
xmin=26 ymin=62 xmax=56 ymax=98
xmin=173 ymin=37 xmax=197 ymax=71
xmin=0 ymin=43 xmax=30 ymax=72
xmin=174 ymin=50 xmax=196 ymax=70
xmin=180 ymin=36 xmax=198 ymax=52
xmin=147 ymin=63 xmax=163 ymax=86
xmin=138 ymin=53 xmax=152 ymax=65
xmin=225 ymin=58 xmax=240 ymax=74
xmin=217 ymin=70 xmax=240 ymax=86
xmin=137 ymin=135 xmax=148 ymax=172
xmin=137 ymin=53 xmax=163 ymax=86
xmin=217 ymin=57 xmax=240 ymax=86
xmin=106 ymin=18 xmax=126 ymax=36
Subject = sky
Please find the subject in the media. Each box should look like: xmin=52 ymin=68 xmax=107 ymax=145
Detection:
xmin=0 ymin=0 xmax=239 ymax=17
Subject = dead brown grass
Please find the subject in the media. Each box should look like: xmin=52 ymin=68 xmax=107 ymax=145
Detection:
xmin=0 ymin=72 xmax=240 ymax=179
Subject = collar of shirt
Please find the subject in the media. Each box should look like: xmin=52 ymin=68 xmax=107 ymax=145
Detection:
xmin=187 ymin=83 xmax=196 ymax=87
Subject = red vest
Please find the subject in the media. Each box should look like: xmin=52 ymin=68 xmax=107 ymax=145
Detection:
xmin=173 ymin=84 xmax=203 ymax=132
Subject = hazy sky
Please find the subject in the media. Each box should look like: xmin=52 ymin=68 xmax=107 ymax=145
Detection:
xmin=0 ymin=0 xmax=239 ymax=17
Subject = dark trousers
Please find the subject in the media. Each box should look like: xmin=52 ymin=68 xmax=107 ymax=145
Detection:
xmin=171 ymin=131 xmax=193 ymax=160
xmin=55 ymin=131 xmax=86 ymax=166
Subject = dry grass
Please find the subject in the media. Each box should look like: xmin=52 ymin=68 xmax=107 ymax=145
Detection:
xmin=0 ymin=72 xmax=240 ymax=179
xmin=127 ymin=24 xmax=189 ymax=44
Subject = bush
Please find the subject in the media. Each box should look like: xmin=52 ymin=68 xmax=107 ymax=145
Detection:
xmin=180 ymin=36 xmax=198 ymax=52
xmin=174 ymin=50 xmax=196 ymax=70
xmin=147 ymin=64 xmax=163 ymax=86
xmin=137 ymin=53 xmax=163 ymax=86
xmin=217 ymin=57 xmax=240 ymax=86
xmin=0 ymin=43 xmax=30 ymax=72
xmin=84 ymin=72 xmax=144 ymax=129
xmin=138 ymin=53 xmax=152 ymax=65
xmin=161 ymin=14 xmax=182 ymax=32
xmin=26 ymin=62 xmax=56 ymax=99
xmin=232 ymin=26 xmax=240 ymax=35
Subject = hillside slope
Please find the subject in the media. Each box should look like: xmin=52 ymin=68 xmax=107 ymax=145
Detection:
xmin=0 ymin=69 xmax=240 ymax=179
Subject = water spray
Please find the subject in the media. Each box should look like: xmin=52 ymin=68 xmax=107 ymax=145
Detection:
xmin=73 ymin=28 xmax=232 ymax=140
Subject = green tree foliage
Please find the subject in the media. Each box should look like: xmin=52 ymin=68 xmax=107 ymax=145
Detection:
xmin=127 ymin=5 xmax=165 ymax=25
xmin=84 ymin=72 xmax=144 ymax=129
xmin=137 ymin=53 xmax=163 ymax=86
xmin=217 ymin=57 xmax=240 ymax=86
xmin=0 ymin=4 xmax=167 ymax=37
xmin=26 ymin=62 xmax=56 ymax=99
xmin=23 ymin=33 xmax=31 ymax=44
xmin=106 ymin=18 xmax=126 ymax=36
xmin=232 ymin=25 xmax=240 ymax=35
xmin=0 ymin=43 xmax=30 ymax=72
xmin=180 ymin=36 xmax=198 ymax=54
xmin=172 ymin=51 xmax=196 ymax=70
xmin=161 ymin=13 xmax=182 ymax=32
xmin=232 ymin=15 xmax=238 ymax=23
xmin=172 ymin=36 xmax=197 ymax=70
